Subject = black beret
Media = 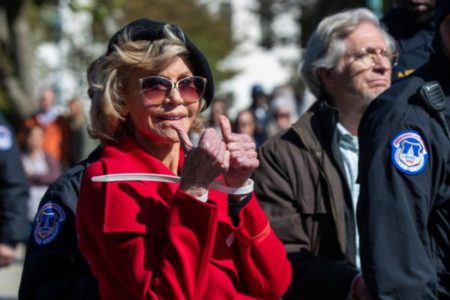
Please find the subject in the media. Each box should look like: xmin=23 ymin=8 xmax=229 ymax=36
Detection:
xmin=435 ymin=0 xmax=450 ymax=29
xmin=106 ymin=19 xmax=214 ymax=108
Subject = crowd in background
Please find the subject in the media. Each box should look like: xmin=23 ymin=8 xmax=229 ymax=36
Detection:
xmin=208 ymin=83 xmax=304 ymax=149
xmin=15 ymin=88 xmax=97 ymax=228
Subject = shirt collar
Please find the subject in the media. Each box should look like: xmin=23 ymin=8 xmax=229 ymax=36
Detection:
xmin=336 ymin=123 xmax=358 ymax=152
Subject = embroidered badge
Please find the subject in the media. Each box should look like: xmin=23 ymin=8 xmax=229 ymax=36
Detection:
xmin=391 ymin=131 xmax=428 ymax=175
xmin=0 ymin=125 xmax=12 ymax=150
xmin=34 ymin=203 xmax=66 ymax=245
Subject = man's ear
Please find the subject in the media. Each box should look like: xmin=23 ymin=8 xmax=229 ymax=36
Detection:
xmin=318 ymin=69 xmax=337 ymax=92
xmin=318 ymin=68 xmax=334 ymax=84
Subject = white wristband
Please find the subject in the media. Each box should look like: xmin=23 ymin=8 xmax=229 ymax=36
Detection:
xmin=194 ymin=191 xmax=209 ymax=203
xmin=210 ymin=179 xmax=254 ymax=195
xmin=92 ymin=174 xmax=254 ymax=196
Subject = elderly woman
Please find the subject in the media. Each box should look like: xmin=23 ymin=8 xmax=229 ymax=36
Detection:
xmin=75 ymin=19 xmax=291 ymax=299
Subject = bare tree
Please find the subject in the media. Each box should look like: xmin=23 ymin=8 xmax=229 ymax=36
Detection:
xmin=0 ymin=0 xmax=36 ymax=120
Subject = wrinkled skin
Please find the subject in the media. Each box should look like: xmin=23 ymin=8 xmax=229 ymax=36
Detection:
xmin=173 ymin=115 xmax=259 ymax=199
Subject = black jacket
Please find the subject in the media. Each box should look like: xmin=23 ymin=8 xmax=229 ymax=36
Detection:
xmin=381 ymin=7 xmax=434 ymax=82
xmin=357 ymin=38 xmax=450 ymax=299
xmin=0 ymin=113 xmax=29 ymax=246
xmin=19 ymin=147 xmax=101 ymax=300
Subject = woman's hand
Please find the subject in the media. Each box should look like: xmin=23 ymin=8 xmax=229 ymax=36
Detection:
xmin=219 ymin=115 xmax=259 ymax=188
xmin=172 ymin=115 xmax=258 ymax=199
xmin=172 ymin=124 xmax=230 ymax=198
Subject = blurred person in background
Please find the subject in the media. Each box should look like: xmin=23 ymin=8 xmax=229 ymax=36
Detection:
xmin=266 ymin=95 xmax=297 ymax=138
xmin=382 ymin=0 xmax=436 ymax=82
xmin=188 ymin=97 xmax=230 ymax=148
xmin=266 ymin=105 xmax=292 ymax=137
xmin=233 ymin=110 xmax=257 ymax=143
xmin=75 ymin=18 xmax=291 ymax=299
xmin=66 ymin=97 xmax=96 ymax=166
xmin=0 ymin=112 xmax=29 ymax=268
xmin=207 ymin=97 xmax=229 ymax=131
xmin=248 ymin=84 xmax=270 ymax=148
xmin=20 ymin=124 xmax=61 ymax=227
xmin=19 ymin=87 xmax=70 ymax=167
xmin=254 ymin=8 xmax=396 ymax=300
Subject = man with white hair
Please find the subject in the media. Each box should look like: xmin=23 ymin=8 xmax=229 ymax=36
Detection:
xmin=254 ymin=7 xmax=396 ymax=299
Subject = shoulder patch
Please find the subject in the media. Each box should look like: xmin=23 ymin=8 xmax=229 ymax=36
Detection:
xmin=0 ymin=125 xmax=12 ymax=150
xmin=34 ymin=203 xmax=66 ymax=245
xmin=391 ymin=130 xmax=428 ymax=175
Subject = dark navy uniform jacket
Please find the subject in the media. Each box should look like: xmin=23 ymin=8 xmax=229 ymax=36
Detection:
xmin=19 ymin=148 xmax=101 ymax=300
xmin=357 ymin=39 xmax=450 ymax=299
xmin=381 ymin=7 xmax=434 ymax=83
xmin=0 ymin=113 xmax=29 ymax=247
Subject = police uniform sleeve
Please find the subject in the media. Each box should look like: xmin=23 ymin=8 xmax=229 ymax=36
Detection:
xmin=0 ymin=114 xmax=29 ymax=246
xmin=18 ymin=150 xmax=101 ymax=300
xmin=357 ymin=98 xmax=438 ymax=299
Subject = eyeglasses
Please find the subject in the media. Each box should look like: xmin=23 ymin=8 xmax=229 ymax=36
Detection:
xmin=138 ymin=76 xmax=207 ymax=104
xmin=276 ymin=112 xmax=291 ymax=119
xmin=350 ymin=47 xmax=398 ymax=68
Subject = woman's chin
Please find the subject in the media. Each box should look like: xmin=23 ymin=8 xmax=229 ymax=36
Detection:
xmin=155 ymin=129 xmax=181 ymax=145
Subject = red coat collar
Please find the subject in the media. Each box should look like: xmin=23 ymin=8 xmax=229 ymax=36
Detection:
xmin=103 ymin=132 xmax=185 ymax=175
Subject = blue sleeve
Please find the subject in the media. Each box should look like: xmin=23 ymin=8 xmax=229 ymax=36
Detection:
xmin=0 ymin=114 xmax=29 ymax=245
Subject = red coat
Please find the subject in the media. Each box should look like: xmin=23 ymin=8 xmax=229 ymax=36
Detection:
xmin=76 ymin=133 xmax=291 ymax=299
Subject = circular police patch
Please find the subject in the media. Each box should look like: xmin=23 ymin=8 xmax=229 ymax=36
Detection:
xmin=34 ymin=203 xmax=66 ymax=245
xmin=391 ymin=130 xmax=428 ymax=175
xmin=0 ymin=125 xmax=12 ymax=150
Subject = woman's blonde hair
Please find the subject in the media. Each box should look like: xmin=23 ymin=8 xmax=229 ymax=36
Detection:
xmin=88 ymin=25 xmax=206 ymax=143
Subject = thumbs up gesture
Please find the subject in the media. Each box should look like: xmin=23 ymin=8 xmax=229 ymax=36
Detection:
xmin=172 ymin=116 xmax=258 ymax=199
xmin=219 ymin=115 xmax=259 ymax=189
xmin=172 ymin=123 xmax=230 ymax=197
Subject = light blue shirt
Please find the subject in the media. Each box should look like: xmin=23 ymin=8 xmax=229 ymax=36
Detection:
xmin=336 ymin=123 xmax=360 ymax=269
